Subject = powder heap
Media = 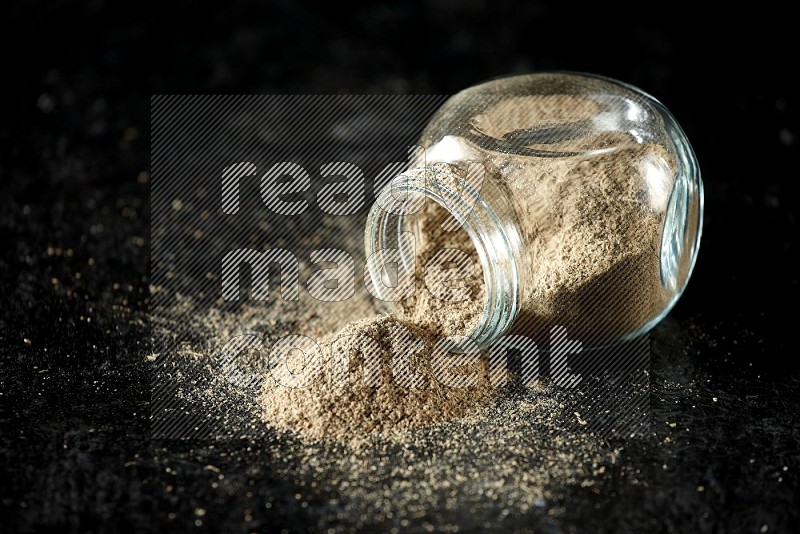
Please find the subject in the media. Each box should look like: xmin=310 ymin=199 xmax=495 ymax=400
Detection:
xmin=259 ymin=199 xmax=491 ymax=442
xmin=259 ymin=315 xmax=493 ymax=442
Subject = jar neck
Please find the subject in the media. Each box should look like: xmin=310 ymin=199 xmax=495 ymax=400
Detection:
xmin=365 ymin=163 xmax=522 ymax=349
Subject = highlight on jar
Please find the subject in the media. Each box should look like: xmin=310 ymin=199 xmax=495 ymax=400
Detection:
xmin=365 ymin=72 xmax=703 ymax=348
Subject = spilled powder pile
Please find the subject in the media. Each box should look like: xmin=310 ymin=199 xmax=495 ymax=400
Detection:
xmin=259 ymin=315 xmax=493 ymax=441
xmin=259 ymin=200 xmax=490 ymax=442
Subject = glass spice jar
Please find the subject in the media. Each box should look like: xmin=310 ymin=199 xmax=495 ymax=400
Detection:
xmin=365 ymin=72 xmax=703 ymax=348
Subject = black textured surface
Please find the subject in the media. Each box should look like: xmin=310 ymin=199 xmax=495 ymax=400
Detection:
xmin=1 ymin=2 xmax=798 ymax=532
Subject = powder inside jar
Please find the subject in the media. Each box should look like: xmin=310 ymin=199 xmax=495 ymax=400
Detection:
xmin=504 ymin=142 xmax=672 ymax=342
xmin=395 ymin=199 xmax=485 ymax=339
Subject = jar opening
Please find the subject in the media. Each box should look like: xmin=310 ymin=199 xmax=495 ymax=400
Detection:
xmin=365 ymin=165 xmax=521 ymax=350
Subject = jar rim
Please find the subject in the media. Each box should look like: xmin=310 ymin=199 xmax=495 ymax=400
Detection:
xmin=365 ymin=164 xmax=521 ymax=351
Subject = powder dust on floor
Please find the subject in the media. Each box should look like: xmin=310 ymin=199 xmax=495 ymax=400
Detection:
xmin=153 ymin=288 xmax=634 ymax=528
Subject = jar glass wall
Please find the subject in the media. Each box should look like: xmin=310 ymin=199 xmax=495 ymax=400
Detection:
xmin=366 ymin=72 xmax=703 ymax=348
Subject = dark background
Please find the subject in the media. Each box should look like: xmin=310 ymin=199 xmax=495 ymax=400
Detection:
xmin=1 ymin=1 xmax=797 ymax=532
